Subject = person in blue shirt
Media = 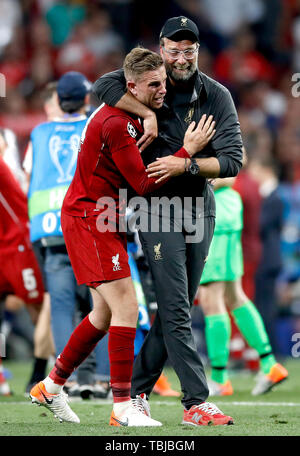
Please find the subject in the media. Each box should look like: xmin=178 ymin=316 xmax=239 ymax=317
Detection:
xmin=25 ymin=72 xmax=98 ymax=395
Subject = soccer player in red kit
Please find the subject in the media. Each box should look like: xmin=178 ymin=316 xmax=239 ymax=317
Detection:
xmin=0 ymin=153 xmax=45 ymax=396
xmin=29 ymin=47 xmax=215 ymax=426
xmin=0 ymin=156 xmax=44 ymax=317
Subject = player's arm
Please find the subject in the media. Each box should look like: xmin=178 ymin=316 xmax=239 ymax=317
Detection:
xmin=147 ymin=155 xmax=220 ymax=183
xmin=208 ymin=145 xmax=247 ymax=188
xmin=209 ymin=147 xmax=246 ymax=187
xmin=211 ymin=177 xmax=236 ymax=190
xmin=207 ymin=87 xmax=243 ymax=177
xmin=93 ymin=69 xmax=127 ymax=107
xmin=93 ymin=69 xmax=157 ymax=152
xmin=103 ymin=117 xmax=200 ymax=196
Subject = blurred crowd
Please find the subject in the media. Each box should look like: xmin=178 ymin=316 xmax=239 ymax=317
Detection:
xmin=1 ymin=0 xmax=300 ymax=357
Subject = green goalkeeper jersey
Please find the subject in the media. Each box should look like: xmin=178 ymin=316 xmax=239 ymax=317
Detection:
xmin=200 ymin=186 xmax=244 ymax=284
xmin=214 ymin=186 xmax=243 ymax=234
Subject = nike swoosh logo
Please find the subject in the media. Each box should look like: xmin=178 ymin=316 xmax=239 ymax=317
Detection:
xmin=40 ymin=389 xmax=53 ymax=405
xmin=111 ymin=416 xmax=129 ymax=426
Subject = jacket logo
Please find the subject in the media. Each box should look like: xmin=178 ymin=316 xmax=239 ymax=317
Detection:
xmin=154 ymin=242 xmax=163 ymax=260
xmin=184 ymin=107 xmax=194 ymax=124
xmin=112 ymin=253 xmax=121 ymax=271
xmin=127 ymin=122 xmax=137 ymax=138
xmin=181 ymin=17 xmax=188 ymax=27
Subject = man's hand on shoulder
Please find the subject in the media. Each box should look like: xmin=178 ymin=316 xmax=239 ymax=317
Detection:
xmin=137 ymin=111 xmax=158 ymax=152
xmin=114 ymin=91 xmax=158 ymax=153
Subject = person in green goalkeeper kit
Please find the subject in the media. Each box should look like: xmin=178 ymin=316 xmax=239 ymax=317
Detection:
xmin=198 ymin=177 xmax=288 ymax=396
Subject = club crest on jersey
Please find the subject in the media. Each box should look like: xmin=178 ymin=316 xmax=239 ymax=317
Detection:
xmin=127 ymin=122 xmax=137 ymax=138
xmin=154 ymin=242 xmax=163 ymax=260
xmin=112 ymin=253 xmax=121 ymax=271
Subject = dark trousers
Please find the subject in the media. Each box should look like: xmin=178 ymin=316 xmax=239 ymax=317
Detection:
xmin=255 ymin=270 xmax=280 ymax=356
xmin=131 ymin=216 xmax=215 ymax=408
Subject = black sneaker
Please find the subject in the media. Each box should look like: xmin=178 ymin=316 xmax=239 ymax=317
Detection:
xmin=67 ymin=383 xmax=94 ymax=400
xmin=93 ymin=382 xmax=110 ymax=399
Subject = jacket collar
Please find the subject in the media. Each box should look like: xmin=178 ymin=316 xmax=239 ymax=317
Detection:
xmin=191 ymin=70 xmax=206 ymax=102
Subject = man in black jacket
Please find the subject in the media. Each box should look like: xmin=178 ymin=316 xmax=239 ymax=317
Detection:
xmin=248 ymin=157 xmax=284 ymax=358
xmin=93 ymin=16 xmax=243 ymax=426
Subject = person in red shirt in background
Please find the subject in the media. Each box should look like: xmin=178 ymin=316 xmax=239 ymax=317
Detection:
xmin=29 ymin=46 xmax=225 ymax=427
xmin=214 ymin=27 xmax=274 ymax=92
xmin=233 ymin=165 xmax=262 ymax=301
xmin=231 ymin=152 xmax=262 ymax=369
xmin=0 ymin=129 xmax=54 ymax=396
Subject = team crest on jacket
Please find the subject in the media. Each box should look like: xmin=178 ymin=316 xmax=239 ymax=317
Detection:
xmin=127 ymin=122 xmax=137 ymax=138
xmin=154 ymin=242 xmax=163 ymax=260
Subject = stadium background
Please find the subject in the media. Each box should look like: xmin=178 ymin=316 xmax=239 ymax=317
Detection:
xmin=0 ymin=0 xmax=300 ymax=363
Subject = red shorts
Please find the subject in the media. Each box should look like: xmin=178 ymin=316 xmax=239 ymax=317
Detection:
xmin=0 ymin=246 xmax=44 ymax=306
xmin=61 ymin=212 xmax=130 ymax=286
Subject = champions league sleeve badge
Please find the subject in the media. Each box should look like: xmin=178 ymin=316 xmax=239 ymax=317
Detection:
xmin=127 ymin=122 xmax=137 ymax=138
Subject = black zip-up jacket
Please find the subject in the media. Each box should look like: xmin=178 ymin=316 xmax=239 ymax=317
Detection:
xmin=93 ymin=69 xmax=243 ymax=218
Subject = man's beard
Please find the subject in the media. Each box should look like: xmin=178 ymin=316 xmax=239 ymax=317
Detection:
xmin=165 ymin=60 xmax=197 ymax=83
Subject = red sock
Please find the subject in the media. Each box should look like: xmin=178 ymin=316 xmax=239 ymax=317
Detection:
xmin=108 ymin=326 xmax=136 ymax=403
xmin=49 ymin=315 xmax=106 ymax=385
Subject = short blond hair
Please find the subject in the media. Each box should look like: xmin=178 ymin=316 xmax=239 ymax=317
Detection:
xmin=123 ymin=47 xmax=163 ymax=82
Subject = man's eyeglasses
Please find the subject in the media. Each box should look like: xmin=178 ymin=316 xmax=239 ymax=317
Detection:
xmin=162 ymin=44 xmax=199 ymax=60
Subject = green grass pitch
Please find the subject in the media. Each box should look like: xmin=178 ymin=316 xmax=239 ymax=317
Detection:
xmin=0 ymin=358 xmax=299 ymax=437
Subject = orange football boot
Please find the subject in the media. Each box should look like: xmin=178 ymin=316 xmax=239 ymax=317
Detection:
xmin=153 ymin=373 xmax=181 ymax=397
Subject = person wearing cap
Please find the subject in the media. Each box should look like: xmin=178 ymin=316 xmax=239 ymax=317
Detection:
xmin=25 ymin=71 xmax=98 ymax=395
xmin=29 ymin=46 xmax=214 ymax=426
xmin=93 ymin=16 xmax=242 ymax=426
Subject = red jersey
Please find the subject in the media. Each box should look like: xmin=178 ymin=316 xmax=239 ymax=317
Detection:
xmin=233 ymin=170 xmax=262 ymax=265
xmin=62 ymin=104 xmax=189 ymax=218
xmin=0 ymin=156 xmax=30 ymax=252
